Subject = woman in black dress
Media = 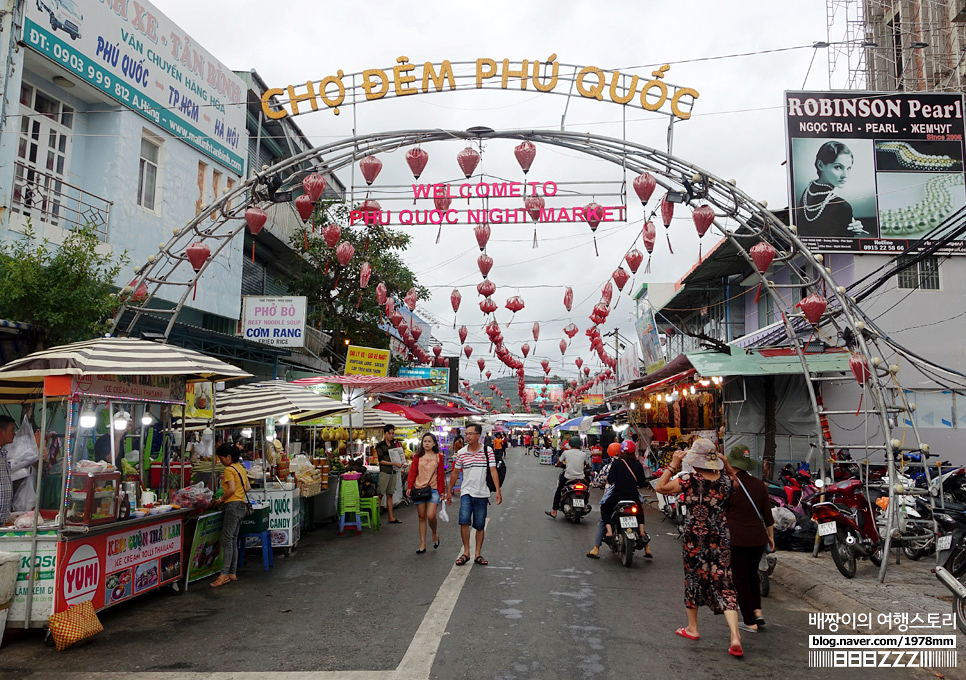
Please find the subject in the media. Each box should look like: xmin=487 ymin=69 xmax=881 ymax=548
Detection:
xmin=798 ymin=141 xmax=866 ymax=237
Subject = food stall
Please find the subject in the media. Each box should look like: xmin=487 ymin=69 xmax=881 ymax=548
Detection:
xmin=0 ymin=337 xmax=251 ymax=628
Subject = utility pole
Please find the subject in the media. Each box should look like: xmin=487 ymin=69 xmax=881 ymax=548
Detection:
xmin=614 ymin=327 xmax=620 ymax=387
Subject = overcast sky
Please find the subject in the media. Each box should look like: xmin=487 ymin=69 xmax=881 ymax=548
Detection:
xmin=157 ymin=0 xmax=833 ymax=385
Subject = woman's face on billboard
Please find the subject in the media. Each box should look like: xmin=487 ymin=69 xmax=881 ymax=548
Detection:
xmin=817 ymin=153 xmax=853 ymax=187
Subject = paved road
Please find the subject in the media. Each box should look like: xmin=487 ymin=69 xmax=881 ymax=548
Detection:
xmin=0 ymin=448 xmax=940 ymax=679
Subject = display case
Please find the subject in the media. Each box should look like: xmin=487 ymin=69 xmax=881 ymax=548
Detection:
xmin=66 ymin=471 xmax=121 ymax=526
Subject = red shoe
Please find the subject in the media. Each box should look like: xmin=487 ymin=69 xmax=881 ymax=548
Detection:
xmin=675 ymin=628 xmax=699 ymax=640
xmin=728 ymin=645 xmax=744 ymax=658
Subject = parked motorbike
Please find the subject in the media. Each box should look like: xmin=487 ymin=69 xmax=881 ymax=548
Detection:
xmin=933 ymin=514 xmax=966 ymax=634
xmin=810 ymin=478 xmax=883 ymax=578
xmin=605 ymin=499 xmax=650 ymax=567
xmin=559 ymin=478 xmax=592 ymax=523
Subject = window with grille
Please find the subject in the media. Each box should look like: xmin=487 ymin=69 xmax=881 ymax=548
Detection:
xmin=138 ymin=133 xmax=161 ymax=211
xmin=896 ymin=256 xmax=940 ymax=290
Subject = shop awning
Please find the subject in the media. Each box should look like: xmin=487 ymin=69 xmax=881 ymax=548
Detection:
xmin=411 ymin=402 xmax=477 ymax=418
xmin=373 ymin=402 xmax=433 ymax=424
xmin=291 ymin=375 xmax=434 ymax=394
xmin=686 ymin=346 xmax=852 ymax=377
xmin=212 ymin=380 xmax=351 ymax=427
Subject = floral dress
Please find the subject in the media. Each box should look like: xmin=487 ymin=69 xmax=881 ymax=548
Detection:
xmin=680 ymin=472 xmax=738 ymax=614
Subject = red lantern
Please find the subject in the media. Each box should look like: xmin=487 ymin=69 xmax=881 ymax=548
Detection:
xmin=749 ymin=241 xmax=776 ymax=303
xmin=457 ymin=146 xmax=481 ymax=178
xmin=458 ymin=325 xmax=468 ymax=344
xmin=477 ymin=280 xmax=496 ymax=298
xmin=359 ymin=200 xmax=382 ymax=223
xmin=559 ymin=339 xmax=568 ymax=356
xmin=505 ymin=296 xmax=525 ymax=314
xmin=849 ymin=354 xmax=871 ymax=386
xmin=386 ymin=298 xmax=395 ymax=315
xmin=564 ymin=323 xmax=579 ymax=339
xmin=127 ymin=279 xmax=148 ymax=304
xmin=478 ymin=254 xmax=494 ymax=278
xmin=632 ymin=172 xmax=657 ymax=204
xmin=480 ymin=297 xmax=498 ymax=314
xmin=186 ymin=242 xmax=210 ymax=271
xmin=405 ymin=148 xmax=429 ymax=179
xmin=532 ymin=321 xmax=540 ymax=343
xmin=433 ymin=345 xmax=443 ymax=358
xmin=411 ymin=325 xmax=422 ymax=341
xmin=541 ymin=358 xmax=550 ymax=371
xmin=797 ymin=293 xmax=827 ymax=325
xmin=514 ymin=140 xmax=536 ymax=173
xmin=323 ymin=224 xmax=341 ymax=248
xmin=575 ymin=357 xmax=584 ymax=370
xmin=692 ymin=204 xmax=715 ymax=259
xmin=486 ymin=371 xmax=492 ymax=379
xmin=660 ymin=193 xmax=675 ymax=254
xmin=521 ymin=343 xmax=530 ymax=358
xmin=583 ymin=366 xmax=591 ymax=377
xmin=642 ymin=221 xmax=656 ymax=273
xmin=625 ymin=249 xmax=644 ymax=274
xmin=612 ymin=267 xmax=630 ymax=291
xmin=303 ymin=173 xmax=327 ymax=202
xmin=398 ymin=320 xmax=409 ymax=335
xmin=477 ymin=357 xmax=485 ymax=372
xmin=245 ymin=207 xmax=267 ymax=235
xmin=294 ymin=194 xmax=314 ymax=223
xmin=405 ymin=288 xmax=418 ymax=311
xmin=443 ymin=358 xmax=449 ymax=368
xmin=474 ymin=224 xmax=491 ymax=251
xmin=464 ymin=345 xmax=473 ymax=359
xmin=434 ymin=194 xmax=452 ymax=212
xmin=336 ymin=241 xmax=354 ymax=266
xmin=601 ymin=282 xmax=613 ymax=306
xmin=359 ymin=262 xmax=372 ymax=288
xmin=563 ymin=286 xmax=573 ymax=312
xmin=359 ymin=155 xmax=382 ymax=185
xmin=451 ymin=288 xmax=462 ymax=313
xmin=375 ymin=282 xmax=387 ymax=306
xmin=524 ymin=195 xmax=544 ymax=221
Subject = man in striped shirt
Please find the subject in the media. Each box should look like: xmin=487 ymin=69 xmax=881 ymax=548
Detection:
xmin=446 ymin=423 xmax=502 ymax=566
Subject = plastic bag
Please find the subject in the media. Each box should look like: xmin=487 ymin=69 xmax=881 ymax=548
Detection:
xmin=7 ymin=416 xmax=38 ymax=481
xmin=12 ymin=469 xmax=37 ymax=512
xmin=438 ymin=499 xmax=449 ymax=523
xmin=171 ymin=482 xmax=213 ymax=509
xmin=772 ymin=505 xmax=797 ymax=532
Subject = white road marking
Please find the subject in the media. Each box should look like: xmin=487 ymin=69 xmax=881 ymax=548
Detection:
xmin=61 ymin=526 xmax=485 ymax=680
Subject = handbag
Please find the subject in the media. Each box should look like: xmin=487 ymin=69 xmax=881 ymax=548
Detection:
xmin=48 ymin=600 xmax=103 ymax=650
xmin=410 ymin=486 xmax=432 ymax=502
xmin=233 ymin=464 xmax=253 ymax=516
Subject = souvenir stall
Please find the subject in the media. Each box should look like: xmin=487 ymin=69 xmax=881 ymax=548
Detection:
xmin=0 ymin=337 xmax=250 ymax=629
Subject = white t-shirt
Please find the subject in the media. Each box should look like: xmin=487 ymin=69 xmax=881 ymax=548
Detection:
xmin=560 ymin=449 xmax=588 ymax=480
xmin=455 ymin=445 xmax=496 ymax=498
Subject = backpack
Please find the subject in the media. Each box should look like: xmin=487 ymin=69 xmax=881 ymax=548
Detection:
xmin=484 ymin=446 xmax=507 ymax=492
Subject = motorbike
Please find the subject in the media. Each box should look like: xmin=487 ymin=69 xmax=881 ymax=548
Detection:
xmin=759 ymin=550 xmax=778 ymax=598
xmin=605 ymin=499 xmax=650 ymax=567
xmin=652 ymin=471 xmax=686 ymax=535
xmin=933 ymin=513 xmax=966 ymax=634
xmin=810 ymin=478 xmax=884 ymax=578
xmin=559 ymin=478 xmax=592 ymax=523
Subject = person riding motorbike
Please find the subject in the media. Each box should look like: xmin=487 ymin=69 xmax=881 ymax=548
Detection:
xmin=600 ymin=441 xmax=652 ymax=557
xmin=545 ymin=435 xmax=589 ymax=519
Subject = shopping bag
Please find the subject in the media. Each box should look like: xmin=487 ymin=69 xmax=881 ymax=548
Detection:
xmin=438 ymin=500 xmax=449 ymax=523
xmin=48 ymin=600 xmax=104 ymax=650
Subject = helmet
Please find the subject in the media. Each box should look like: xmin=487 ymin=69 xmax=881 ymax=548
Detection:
xmin=606 ymin=442 xmax=621 ymax=458
xmin=568 ymin=435 xmax=582 ymax=449
xmin=621 ymin=440 xmax=637 ymax=455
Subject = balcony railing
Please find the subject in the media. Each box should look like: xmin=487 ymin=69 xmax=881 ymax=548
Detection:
xmin=10 ymin=161 xmax=111 ymax=240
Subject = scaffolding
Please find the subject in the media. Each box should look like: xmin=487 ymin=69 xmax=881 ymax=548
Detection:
xmin=827 ymin=0 xmax=966 ymax=92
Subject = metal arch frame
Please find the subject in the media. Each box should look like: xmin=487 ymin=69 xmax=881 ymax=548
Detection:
xmin=112 ymin=128 xmax=932 ymax=581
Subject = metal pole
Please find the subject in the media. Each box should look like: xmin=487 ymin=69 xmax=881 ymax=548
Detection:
xmin=24 ymin=394 xmax=48 ymax=628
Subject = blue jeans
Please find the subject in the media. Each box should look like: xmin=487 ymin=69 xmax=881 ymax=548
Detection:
xmin=458 ymin=494 xmax=488 ymax=530
xmin=413 ymin=489 xmax=440 ymax=506
xmin=220 ymin=501 xmax=248 ymax=576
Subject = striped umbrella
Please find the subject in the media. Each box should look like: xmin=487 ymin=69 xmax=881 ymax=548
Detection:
xmin=541 ymin=413 xmax=569 ymax=428
xmin=0 ymin=337 xmax=250 ymax=402
xmin=358 ymin=409 xmax=422 ymax=429
xmin=213 ymin=381 xmax=351 ymax=427
xmin=291 ymin=375 xmax=434 ymax=394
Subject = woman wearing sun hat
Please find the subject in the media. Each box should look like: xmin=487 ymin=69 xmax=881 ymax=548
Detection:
xmin=655 ymin=437 xmax=743 ymax=658
xmin=725 ymin=444 xmax=775 ymax=633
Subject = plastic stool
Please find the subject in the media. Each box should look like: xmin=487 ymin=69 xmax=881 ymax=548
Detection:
xmin=358 ymin=496 xmax=379 ymax=531
xmin=238 ymin=530 xmax=274 ymax=570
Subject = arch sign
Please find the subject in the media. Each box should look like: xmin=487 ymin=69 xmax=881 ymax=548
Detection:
xmin=260 ymin=57 xmax=700 ymax=121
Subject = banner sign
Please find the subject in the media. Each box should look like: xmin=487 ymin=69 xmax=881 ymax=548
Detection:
xmin=617 ymin=342 xmax=641 ymax=383
xmin=0 ymin=533 xmax=58 ymax=624
xmin=241 ymin=296 xmax=307 ymax=347
xmin=73 ymin=374 xmax=186 ymax=403
xmin=524 ymin=383 xmax=563 ymax=403
xmin=56 ymin=517 xmax=183 ymax=613
xmin=186 ymin=511 xmax=223 ymax=583
xmin=345 ymin=345 xmax=390 ymax=376
xmin=785 ymin=91 xmax=966 ymax=253
xmin=636 ymin=303 xmax=666 ymax=374
xmin=22 ymin=0 xmax=246 ymax=174
xmin=398 ymin=366 xmax=449 ymax=392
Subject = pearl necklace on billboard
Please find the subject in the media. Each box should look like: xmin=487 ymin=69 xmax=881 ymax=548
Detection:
xmin=802 ymin=181 xmax=836 ymax=222
xmin=876 ymin=141 xmax=959 ymax=170
xmin=879 ymin=173 xmax=965 ymax=235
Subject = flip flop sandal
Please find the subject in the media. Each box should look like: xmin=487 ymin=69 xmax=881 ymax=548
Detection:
xmin=544 ymin=511 xmax=557 ymax=519
xmin=675 ymin=627 xmax=699 ymax=640
xmin=455 ymin=554 xmax=470 ymax=566
xmin=474 ymin=556 xmax=488 ymax=565
xmin=728 ymin=645 xmax=744 ymax=658
xmin=585 ymin=552 xmax=600 ymax=559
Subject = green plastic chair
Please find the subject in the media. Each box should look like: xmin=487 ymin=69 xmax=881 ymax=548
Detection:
xmin=337 ymin=479 xmax=371 ymax=535
xmin=358 ymin=496 xmax=379 ymax=531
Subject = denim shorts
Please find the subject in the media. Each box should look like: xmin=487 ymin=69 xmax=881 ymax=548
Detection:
xmin=414 ymin=489 xmax=440 ymax=506
xmin=458 ymin=494 xmax=488 ymax=530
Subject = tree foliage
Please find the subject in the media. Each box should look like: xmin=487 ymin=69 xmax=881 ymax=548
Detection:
xmin=287 ymin=201 xmax=428 ymax=370
xmin=0 ymin=224 xmax=128 ymax=350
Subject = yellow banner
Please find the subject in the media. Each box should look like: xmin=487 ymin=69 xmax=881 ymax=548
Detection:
xmin=581 ymin=394 xmax=604 ymax=406
xmin=345 ymin=345 xmax=390 ymax=376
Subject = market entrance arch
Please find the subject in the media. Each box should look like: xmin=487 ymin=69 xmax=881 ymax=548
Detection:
xmin=112 ymin=128 xmax=930 ymax=581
